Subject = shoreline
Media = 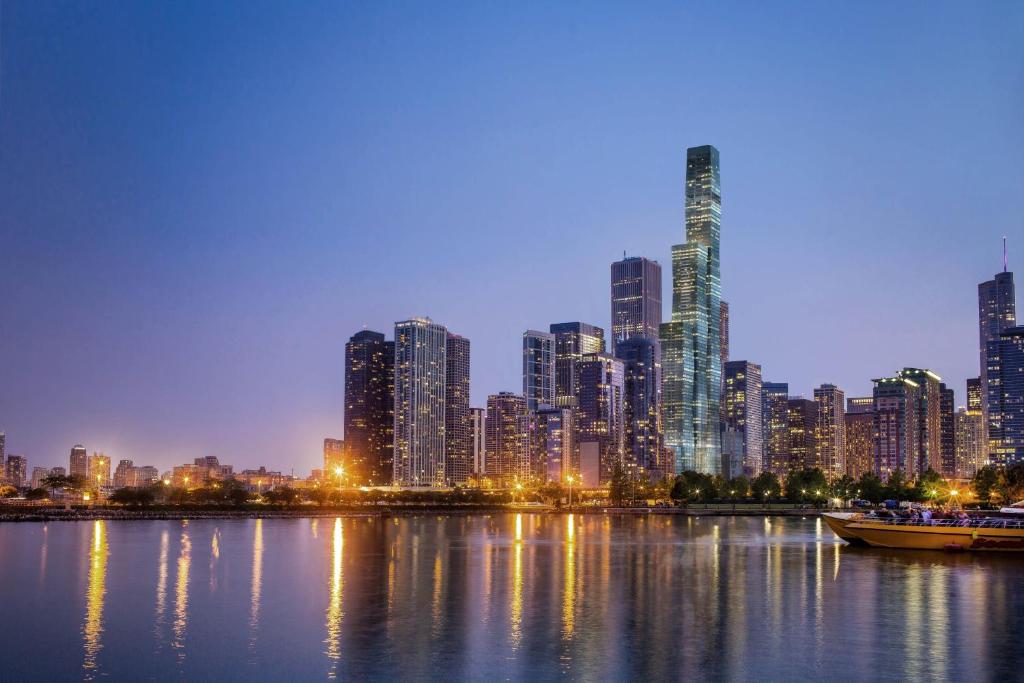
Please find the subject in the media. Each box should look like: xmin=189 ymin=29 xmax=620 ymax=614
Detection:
xmin=0 ymin=505 xmax=828 ymax=522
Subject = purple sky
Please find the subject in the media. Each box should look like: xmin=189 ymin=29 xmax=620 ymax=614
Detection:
xmin=1 ymin=2 xmax=1022 ymax=474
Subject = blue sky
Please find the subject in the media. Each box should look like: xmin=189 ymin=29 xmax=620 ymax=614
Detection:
xmin=1 ymin=1 xmax=1022 ymax=473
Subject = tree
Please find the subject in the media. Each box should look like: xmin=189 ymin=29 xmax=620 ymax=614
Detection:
xmin=856 ymin=472 xmax=885 ymax=504
xmin=884 ymin=470 xmax=911 ymax=501
xmin=0 ymin=485 xmax=17 ymax=498
xmin=751 ymin=471 xmax=780 ymax=501
xmin=25 ymin=488 xmax=48 ymax=501
xmin=783 ymin=468 xmax=827 ymax=504
xmin=727 ymin=476 xmax=750 ymax=498
xmin=972 ymin=466 xmax=1000 ymax=506
xmin=830 ymin=474 xmax=857 ymax=501
xmin=913 ymin=468 xmax=944 ymax=503
xmin=669 ymin=477 xmax=688 ymax=505
xmin=1000 ymin=463 xmax=1024 ymax=503
xmin=608 ymin=463 xmax=629 ymax=506
xmin=109 ymin=487 xmax=156 ymax=506
xmin=264 ymin=486 xmax=299 ymax=506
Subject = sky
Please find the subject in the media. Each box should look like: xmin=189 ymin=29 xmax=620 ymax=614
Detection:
xmin=1 ymin=1 xmax=1022 ymax=474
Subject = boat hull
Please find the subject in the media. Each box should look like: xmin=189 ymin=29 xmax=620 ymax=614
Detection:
xmin=846 ymin=521 xmax=1024 ymax=551
xmin=822 ymin=513 xmax=870 ymax=545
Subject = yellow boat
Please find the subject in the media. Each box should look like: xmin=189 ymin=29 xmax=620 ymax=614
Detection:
xmin=823 ymin=513 xmax=1024 ymax=551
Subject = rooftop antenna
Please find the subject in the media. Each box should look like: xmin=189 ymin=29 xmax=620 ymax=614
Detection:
xmin=1003 ymin=236 xmax=1008 ymax=273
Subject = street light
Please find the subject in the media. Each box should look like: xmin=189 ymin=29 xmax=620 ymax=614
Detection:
xmin=566 ymin=475 xmax=575 ymax=509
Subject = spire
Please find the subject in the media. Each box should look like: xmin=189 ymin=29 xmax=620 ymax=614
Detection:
xmin=1004 ymin=236 xmax=1008 ymax=273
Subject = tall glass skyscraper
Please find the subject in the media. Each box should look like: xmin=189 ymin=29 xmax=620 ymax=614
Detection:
xmin=393 ymin=318 xmax=447 ymax=487
xmin=979 ymin=268 xmax=1016 ymax=462
xmin=986 ymin=326 xmax=1024 ymax=466
xmin=723 ymin=360 xmax=763 ymax=477
xmin=610 ymin=256 xmax=662 ymax=355
xmin=660 ymin=145 xmax=722 ymax=474
xmin=616 ymin=337 xmax=663 ymax=475
xmin=445 ymin=333 xmax=472 ymax=485
xmin=522 ymin=330 xmax=556 ymax=411
xmin=549 ymin=322 xmax=605 ymax=407
xmin=345 ymin=330 xmax=395 ymax=484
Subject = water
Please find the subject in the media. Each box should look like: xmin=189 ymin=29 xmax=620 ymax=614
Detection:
xmin=0 ymin=514 xmax=1021 ymax=682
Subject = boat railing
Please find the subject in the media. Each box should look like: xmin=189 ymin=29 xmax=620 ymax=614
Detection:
xmin=862 ymin=516 xmax=1024 ymax=530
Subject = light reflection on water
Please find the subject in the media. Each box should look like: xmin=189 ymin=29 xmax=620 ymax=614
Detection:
xmin=0 ymin=515 xmax=1022 ymax=681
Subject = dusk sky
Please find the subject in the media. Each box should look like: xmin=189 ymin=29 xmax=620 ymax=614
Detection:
xmin=1 ymin=2 xmax=1022 ymax=474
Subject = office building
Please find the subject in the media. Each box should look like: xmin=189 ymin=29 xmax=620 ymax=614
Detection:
xmin=393 ymin=318 xmax=447 ymax=487
xmin=899 ymin=368 xmax=943 ymax=475
xmin=69 ymin=445 xmax=88 ymax=480
xmin=813 ymin=384 xmax=845 ymax=478
xmin=722 ymin=360 xmax=763 ymax=477
xmin=787 ymin=398 xmax=817 ymax=471
xmin=344 ymin=329 xmax=395 ymax=485
xmin=485 ymin=392 xmax=530 ymax=485
xmin=986 ymin=326 xmax=1024 ymax=466
xmin=523 ymin=330 xmax=556 ymax=411
xmin=872 ymin=375 xmax=921 ymax=480
xmin=939 ymin=383 xmax=956 ymax=477
xmin=550 ymin=322 xmax=605 ymax=407
xmin=323 ymin=438 xmax=345 ymax=479
xmin=470 ymin=408 xmax=486 ymax=476
xmin=955 ymin=407 xmax=985 ymax=479
xmin=719 ymin=301 xmax=729 ymax=375
xmin=762 ymin=382 xmax=790 ymax=477
xmin=577 ymin=353 xmax=625 ymax=482
xmin=4 ymin=455 xmax=26 ymax=488
xmin=979 ymin=266 xmax=1016 ymax=460
xmin=845 ymin=410 xmax=874 ymax=478
xmin=0 ymin=432 xmax=4 ymax=464
xmin=530 ymin=406 xmax=574 ymax=483
xmin=445 ymin=333 xmax=472 ymax=485
xmin=966 ymin=377 xmax=982 ymax=412
xmin=30 ymin=467 xmax=50 ymax=490
xmin=87 ymin=453 xmax=111 ymax=488
xmin=610 ymin=256 xmax=662 ymax=354
xmin=660 ymin=145 xmax=723 ymax=474
xmin=616 ymin=337 xmax=663 ymax=475
xmin=113 ymin=460 xmax=134 ymax=488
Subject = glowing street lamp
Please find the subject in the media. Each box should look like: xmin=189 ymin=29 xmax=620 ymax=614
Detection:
xmin=566 ymin=475 xmax=575 ymax=509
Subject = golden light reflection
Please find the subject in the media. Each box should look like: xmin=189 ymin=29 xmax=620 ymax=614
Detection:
xmin=172 ymin=523 xmax=191 ymax=659
xmin=39 ymin=524 xmax=48 ymax=585
xmin=562 ymin=514 xmax=576 ymax=639
xmin=510 ymin=514 xmax=523 ymax=648
xmin=431 ymin=549 xmax=443 ymax=631
xmin=325 ymin=518 xmax=344 ymax=678
xmin=249 ymin=519 xmax=264 ymax=649
xmin=210 ymin=528 xmax=220 ymax=591
xmin=82 ymin=520 xmax=108 ymax=679
xmin=155 ymin=529 xmax=169 ymax=643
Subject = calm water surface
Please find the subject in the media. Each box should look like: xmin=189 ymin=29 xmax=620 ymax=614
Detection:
xmin=0 ymin=514 xmax=1022 ymax=682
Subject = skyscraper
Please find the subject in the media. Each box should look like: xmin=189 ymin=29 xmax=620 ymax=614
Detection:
xmin=345 ymin=330 xmax=395 ymax=484
xmin=899 ymin=368 xmax=943 ymax=475
xmin=872 ymin=375 xmax=921 ymax=480
xmin=0 ymin=432 xmax=4 ymax=465
xmin=470 ymin=407 xmax=487 ymax=477
xmin=550 ymin=322 xmax=605 ymax=407
xmin=445 ymin=333 xmax=472 ymax=485
xmin=4 ymin=455 xmax=26 ymax=487
xmin=616 ymin=337 xmax=663 ymax=475
xmin=323 ymin=438 xmax=345 ymax=479
xmin=787 ymin=398 xmax=817 ymax=471
xmin=522 ymin=330 xmax=556 ymax=411
xmin=955 ymin=407 xmax=984 ymax=479
xmin=979 ymin=266 xmax=1016 ymax=461
xmin=719 ymin=301 xmax=729 ymax=373
xmin=88 ymin=453 xmax=110 ymax=488
xmin=844 ymin=410 xmax=874 ymax=478
xmin=986 ymin=326 xmax=1024 ymax=466
xmin=610 ymin=256 xmax=662 ymax=355
xmin=393 ymin=318 xmax=447 ymax=487
xmin=762 ymin=382 xmax=790 ymax=477
xmin=722 ymin=360 xmax=763 ymax=477
xmin=576 ymin=353 xmax=625 ymax=482
xmin=660 ymin=145 xmax=723 ymax=474
xmin=113 ymin=459 xmax=133 ymax=488
xmin=485 ymin=392 xmax=530 ymax=485
xmin=69 ymin=445 xmax=88 ymax=480
xmin=530 ymin=406 xmax=574 ymax=483
xmin=813 ymin=384 xmax=845 ymax=479
xmin=939 ymin=383 xmax=956 ymax=477
xmin=967 ymin=377 xmax=982 ymax=412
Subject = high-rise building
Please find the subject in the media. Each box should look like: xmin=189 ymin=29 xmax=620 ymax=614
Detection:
xmin=577 ymin=353 xmax=625 ymax=482
xmin=813 ymin=384 xmax=845 ymax=479
xmin=485 ymin=392 xmax=530 ymax=485
xmin=722 ymin=360 xmax=763 ymax=477
xmin=966 ymin=377 xmax=982 ymax=412
xmin=30 ymin=467 xmax=49 ymax=490
xmin=393 ymin=318 xmax=447 ymax=487
xmin=939 ymin=383 xmax=956 ymax=477
xmin=872 ymin=375 xmax=921 ymax=480
xmin=522 ymin=330 xmax=556 ymax=411
xmin=610 ymin=256 xmax=662 ymax=355
xmin=762 ymin=382 xmax=789 ymax=477
xmin=719 ymin=301 xmax=729 ymax=374
xmin=986 ymin=326 xmax=1024 ymax=466
xmin=4 ymin=455 xmax=26 ymax=487
xmin=529 ymin=406 xmax=574 ymax=483
xmin=323 ymin=438 xmax=345 ymax=479
xmin=846 ymin=397 xmax=874 ymax=415
xmin=660 ymin=145 xmax=723 ymax=475
xmin=550 ymin=322 xmax=605 ymax=407
xmin=87 ymin=453 xmax=111 ymax=488
xmin=955 ymin=407 xmax=985 ymax=479
xmin=69 ymin=445 xmax=88 ymax=480
xmin=979 ymin=267 xmax=1016 ymax=462
xmin=445 ymin=333 xmax=472 ymax=485
xmin=787 ymin=398 xmax=817 ymax=472
xmin=0 ymin=432 xmax=4 ymax=465
xmin=616 ymin=337 xmax=663 ymax=475
xmin=113 ymin=460 xmax=134 ymax=488
xmin=899 ymin=368 xmax=944 ymax=475
xmin=344 ymin=330 xmax=395 ymax=485
xmin=844 ymin=410 xmax=874 ymax=478
xmin=470 ymin=408 xmax=487 ymax=477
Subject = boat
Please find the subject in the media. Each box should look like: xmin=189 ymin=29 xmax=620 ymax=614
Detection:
xmin=999 ymin=500 xmax=1024 ymax=515
xmin=823 ymin=512 xmax=1024 ymax=551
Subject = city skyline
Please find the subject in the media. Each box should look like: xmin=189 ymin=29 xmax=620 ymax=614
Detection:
xmin=2 ymin=3 xmax=1022 ymax=473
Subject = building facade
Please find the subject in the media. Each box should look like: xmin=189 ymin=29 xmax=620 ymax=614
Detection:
xmin=485 ymin=392 xmax=530 ymax=485
xmin=872 ymin=376 xmax=921 ymax=480
xmin=576 ymin=353 xmax=625 ymax=482
xmin=762 ymin=382 xmax=790 ymax=477
xmin=986 ymin=326 xmax=1024 ymax=466
xmin=722 ymin=360 xmax=763 ymax=477
xmin=522 ymin=330 xmax=556 ymax=411
xmin=70 ymin=445 xmax=88 ymax=480
xmin=393 ymin=318 xmax=447 ymax=487
xmin=4 ymin=455 xmax=26 ymax=487
xmin=955 ymin=407 xmax=985 ymax=479
xmin=87 ymin=453 xmax=111 ymax=488
xmin=550 ymin=322 xmax=605 ymax=407
xmin=344 ymin=330 xmax=395 ymax=485
xmin=787 ymin=398 xmax=817 ymax=472
xmin=844 ymin=410 xmax=874 ymax=478
xmin=899 ymin=368 xmax=944 ymax=475
xmin=323 ymin=438 xmax=345 ymax=479
xmin=616 ymin=337 xmax=663 ymax=475
xmin=445 ymin=333 xmax=472 ymax=485
xmin=813 ymin=384 xmax=846 ymax=478
xmin=530 ymin=406 xmax=574 ymax=483
xmin=979 ymin=269 xmax=1016 ymax=463
xmin=610 ymin=256 xmax=662 ymax=355
xmin=660 ymin=145 xmax=723 ymax=474
xmin=470 ymin=407 xmax=487 ymax=477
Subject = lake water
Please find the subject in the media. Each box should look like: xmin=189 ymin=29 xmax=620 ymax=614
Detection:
xmin=0 ymin=514 xmax=1021 ymax=682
